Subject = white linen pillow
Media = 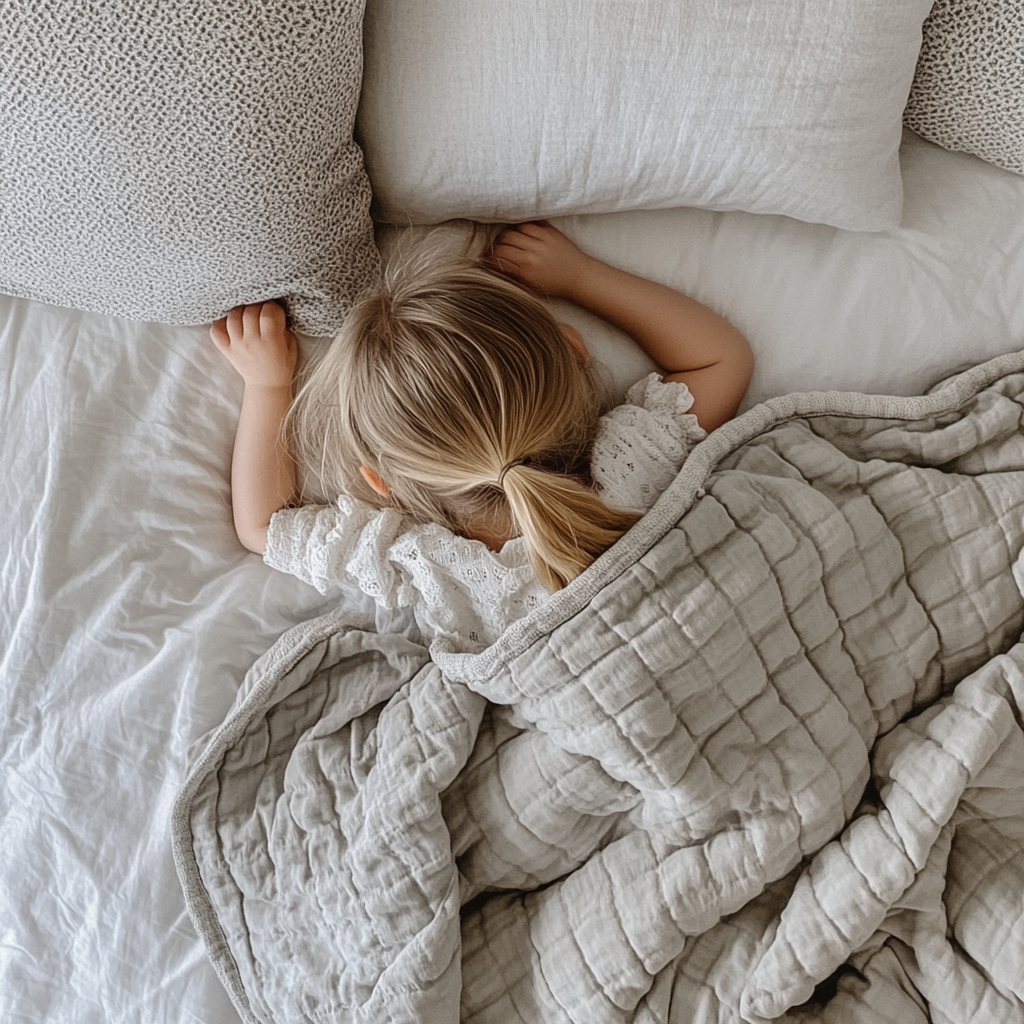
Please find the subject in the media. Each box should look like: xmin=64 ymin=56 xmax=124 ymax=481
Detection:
xmin=357 ymin=0 xmax=934 ymax=232
xmin=0 ymin=0 xmax=378 ymax=336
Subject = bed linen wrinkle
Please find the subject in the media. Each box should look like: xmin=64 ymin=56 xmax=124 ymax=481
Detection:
xmin=0 ymin=298 xmax=363 ymax=1024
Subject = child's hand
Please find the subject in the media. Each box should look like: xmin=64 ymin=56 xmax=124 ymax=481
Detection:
xmin=210 ymin=302 xmax=297 ymax=389
xmin=489 ymin=221 xmax=593 ymax=300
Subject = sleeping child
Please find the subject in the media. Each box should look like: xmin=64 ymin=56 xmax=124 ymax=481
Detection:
xmin=210 ymin=221 xmax=753 ymax=652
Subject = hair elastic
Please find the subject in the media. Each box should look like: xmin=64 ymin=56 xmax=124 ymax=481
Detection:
xmin=497 ymin=456 xmax=529 ymax=488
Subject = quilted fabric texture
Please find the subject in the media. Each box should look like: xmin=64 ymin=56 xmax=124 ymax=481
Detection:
xmin=174 ymin=351 xmax=1024 ymax=1023
xmin=904 ymin=0 xmax=1024 ymax=176
xmin=0 ymin=0 xmax=378 ymax=335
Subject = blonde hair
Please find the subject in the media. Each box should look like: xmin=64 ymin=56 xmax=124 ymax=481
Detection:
xmin=289 ymin=247 xmax=639 ymax=591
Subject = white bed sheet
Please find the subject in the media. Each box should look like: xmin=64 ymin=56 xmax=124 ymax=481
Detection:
xmin=2 ymin=129 xmax=1024 ymax=1023
xmin=0 ymin=306 xmax=373 ymax=1024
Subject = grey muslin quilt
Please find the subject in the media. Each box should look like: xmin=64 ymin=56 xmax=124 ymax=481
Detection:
xmin=173 ymin=351 xmax=1024 ymax=1023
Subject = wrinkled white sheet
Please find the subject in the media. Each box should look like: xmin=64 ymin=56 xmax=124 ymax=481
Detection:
xmin=0 ymin=304 xmax=371 ymax=1024
xmin=3 ymin=130 xmax=1024 ymax=1023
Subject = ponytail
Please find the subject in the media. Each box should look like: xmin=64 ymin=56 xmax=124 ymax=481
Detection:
xmin=502 ymin=464 xmax=640 ymax=591
xmin=293 ymin=242 xmax=643 ymax=593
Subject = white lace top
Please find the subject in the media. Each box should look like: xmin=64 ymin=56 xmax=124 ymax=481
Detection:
xmin=265 ymin=373 xmax=705 ymax=652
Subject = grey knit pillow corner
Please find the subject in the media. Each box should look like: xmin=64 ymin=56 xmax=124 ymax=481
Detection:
xmin=0 ymin=0 xmax=379 ymax=336
xmin=904 ymin=0 xmax=1024 ymax=176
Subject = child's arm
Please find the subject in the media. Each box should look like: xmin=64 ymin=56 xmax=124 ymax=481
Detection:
xmin=490 ymin=222 xmax=754 ymax=432
xmin=210 ymin=302 xmax=298 ymax=554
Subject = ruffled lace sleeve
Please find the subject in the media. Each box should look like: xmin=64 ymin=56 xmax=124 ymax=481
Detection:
xmin=264 ymin=495 xmax=413 ymax=605
xmin=264 ymin=497 xmax=547 ymax=651
xmin=590 ymin=372 xmax=706 ymax=513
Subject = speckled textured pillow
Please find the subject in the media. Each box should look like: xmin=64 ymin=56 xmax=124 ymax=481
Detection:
xmin=904 ymin=0 xmax=1024 ymax=176
xmin=0 ymin=1 xmax=379 ymax=335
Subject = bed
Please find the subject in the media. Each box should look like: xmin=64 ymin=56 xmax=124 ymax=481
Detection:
xmin=3 ymin=1 xmax=1024 ymax=1022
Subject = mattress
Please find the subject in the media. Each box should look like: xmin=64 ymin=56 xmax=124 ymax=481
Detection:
xmin=2 ymin=130 xmax=1024 ymax=1023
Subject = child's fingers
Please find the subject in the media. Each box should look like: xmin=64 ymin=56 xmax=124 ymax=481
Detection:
xmin=491 ymin=241 xmax=522 ymax=261
xmin=225 ymin=305 xmax=246 ymax=343
xmin=242 ymin=303 xmax=263 ymax=339
xmin=210 ymin=318 xmax=229 ymax=349
xmin=216 ymin=302 xmax=291 ymax=347
xmin=516 ymin=220 xmax=559 ymax=240
xmin=259 ymin=301 xmax=287 ymax=337
xmin=493 ymin=228 xmax=533 ymax=253
xmin=490 ymin=244 xmax=530 ymax=275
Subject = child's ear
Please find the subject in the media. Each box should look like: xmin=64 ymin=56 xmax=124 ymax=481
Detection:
xmin=559 ymin=323 xmax=591 ymax=367
xmin=359 ymin=465 xmax=391 ymax=497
